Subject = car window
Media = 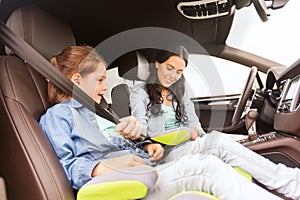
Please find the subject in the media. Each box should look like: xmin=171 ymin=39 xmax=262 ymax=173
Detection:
xmin=227 ymin=1 xmax=300 ymax=67
xmin=184 ymin=54 xmax=266 ymax=98
xmin=106 ymin=55 xmax=267 ymax=102
xmin=104 ymin=67 xmax=135 ymax=104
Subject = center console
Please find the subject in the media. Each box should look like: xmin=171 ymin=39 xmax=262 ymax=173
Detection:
xmin=238 ymin=131 xmax=277 ymax=146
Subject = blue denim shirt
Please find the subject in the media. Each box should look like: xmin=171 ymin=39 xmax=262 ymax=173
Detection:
xmin=39 ymin=99 xmax=151 ymax=190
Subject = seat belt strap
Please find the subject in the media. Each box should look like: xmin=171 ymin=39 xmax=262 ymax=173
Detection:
xmin=0 ymin=20 xmax=119 ymax=123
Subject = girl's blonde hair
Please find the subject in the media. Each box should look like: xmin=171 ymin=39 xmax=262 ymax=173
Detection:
xmin=48 ymin=45 xmax=106 ymax=104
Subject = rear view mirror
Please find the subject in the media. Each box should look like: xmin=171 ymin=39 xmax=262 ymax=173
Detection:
xmin=268 ymin=0 xmax=289 ymax=10
xmin=252 ymin=0 xmax=289 ymax=22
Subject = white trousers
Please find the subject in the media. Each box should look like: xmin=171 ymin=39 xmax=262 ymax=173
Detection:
xmin=145 ymin=131 xmax=300 ymax=200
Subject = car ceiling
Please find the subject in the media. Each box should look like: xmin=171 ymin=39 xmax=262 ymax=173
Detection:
xmin=0 ymin=0 xmax=233 ymax=52
xmin=0 ymin=0 xmax=283 ymax=71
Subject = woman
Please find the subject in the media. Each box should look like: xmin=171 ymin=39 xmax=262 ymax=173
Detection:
xmin=39 ymin=45 xmax=286 ymax=200
xmin=130 ymin=45 xmax=300 ymax=200
xmin=131 ymin=46 xmax=204 ymax=140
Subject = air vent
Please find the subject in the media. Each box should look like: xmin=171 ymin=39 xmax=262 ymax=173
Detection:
xmin=277 ymin=76 xmax=300 ymax=113
xmin=177 ymin=0 xmax=235 ymax=19
xmin=296 ymin=96 xmax=300 ymax=110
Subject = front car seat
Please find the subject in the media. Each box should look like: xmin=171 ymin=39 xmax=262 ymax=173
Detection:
xmin=0 ymin=6 xmax=158 ymax=200
xmin=110 ymin=50 xmax=150 ymax=117
xmin=0 ymin=5 xmax=76 ymax=199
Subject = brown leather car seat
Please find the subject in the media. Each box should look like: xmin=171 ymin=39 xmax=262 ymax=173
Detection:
xmin=0 ymin=5 xmax=76 ymax=199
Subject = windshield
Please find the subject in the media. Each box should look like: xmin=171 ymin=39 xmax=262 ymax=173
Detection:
xmin=183 ymin=55 xmax=264 ymax=98
xmin=227 ymin=0 xmax=300 ymax=67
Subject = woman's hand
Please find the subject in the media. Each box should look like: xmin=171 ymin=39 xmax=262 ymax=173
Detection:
xmin=145 ymin=143 xmax=164 ymax=161
xmin=190 ymin=126 xmax=200 ymax=140
xmin=115 ymin=116 xmax=143 ymax=140
xmin=91 ymin=154 xmax=146 ymax=177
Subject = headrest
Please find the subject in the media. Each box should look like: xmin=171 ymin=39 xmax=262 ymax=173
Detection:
xmin=114 ymin=51 xmax=150 ymax=81
xmin=5 ymin=5 xmax=76 ymax=60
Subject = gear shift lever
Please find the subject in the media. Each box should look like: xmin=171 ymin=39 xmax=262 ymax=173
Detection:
xmin=245 ymin=110 xmax=259 ymax=141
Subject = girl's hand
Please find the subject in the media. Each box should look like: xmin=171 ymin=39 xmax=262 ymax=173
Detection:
xmin=145 ymin=143 xmax=164 ymax=161
xmin=91 ymin=154 xmax=146 ymax=177
xmin=115 ymin=116 xmax=143 ymax=140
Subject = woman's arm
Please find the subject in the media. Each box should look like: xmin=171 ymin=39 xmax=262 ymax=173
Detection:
xmin=129 ymin=83 xmax=150 ymax=135
xmin=183 ymin=88 xmax=206 ymax=137
xmin=115 ymin=116 xmax=143 ymax=140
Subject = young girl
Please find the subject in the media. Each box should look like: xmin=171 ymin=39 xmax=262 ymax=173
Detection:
xmin=40 ymin=45 xmax=288 ymax=200
xmin=130 ymin=45 xmax=300 ymax=200
xmin=39 ymin=45 xmax=163 ymax=187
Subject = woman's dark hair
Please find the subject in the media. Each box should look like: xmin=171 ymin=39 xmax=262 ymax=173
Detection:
xmin=146 ymin=45 xmax=189 ymax=124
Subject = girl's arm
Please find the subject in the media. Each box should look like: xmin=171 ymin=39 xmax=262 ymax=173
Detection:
xmin=39 ymin=105 xmax=99 ymax=189
xmin=91 ymin=154 xmax=146 ymax=176
xmin=144 ymin=143 xmax=164 ymax=161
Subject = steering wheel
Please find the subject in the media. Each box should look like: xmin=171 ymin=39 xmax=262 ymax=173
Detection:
xmin=231 ymin=66 xmax=258 ymax=126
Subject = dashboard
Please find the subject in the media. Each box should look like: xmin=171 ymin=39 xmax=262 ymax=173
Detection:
xmin=177 ymin=0 xmax=235 ymax=19
xmin=238 ymin=62 xmax=300 ymax=168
